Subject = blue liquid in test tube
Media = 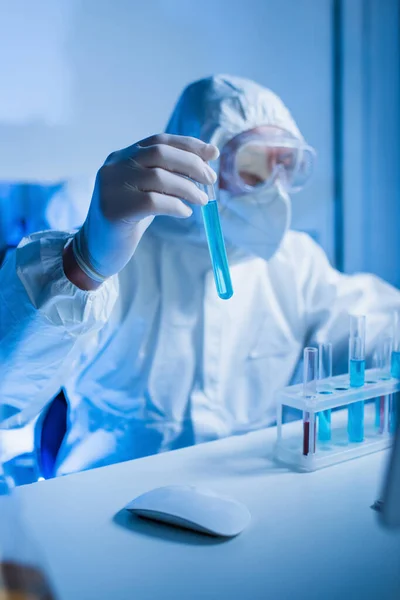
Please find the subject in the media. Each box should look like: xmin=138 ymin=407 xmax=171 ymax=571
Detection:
xmin=391 ymin=312 xmax=400 ymax=378
xmin=348 ymin=316 xmax=366 ymax=443
xmin=201 ymin=185 xmax=233 ymax=300
xmin=348 ymin=399 xmax=364 ymax=442
xmin=349 ymin=358 xmax=365 ymax=388
xmin=391 ymin=352 xmax=400 ymax=379
xmin=318 ymin=410 xmax=332 ymax=442
xmin=389 ymin=312 xmax=400 ymax=431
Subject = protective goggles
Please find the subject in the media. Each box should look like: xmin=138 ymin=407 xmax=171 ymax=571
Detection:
xmin=222 ymin=127 xmax=316 ymax=194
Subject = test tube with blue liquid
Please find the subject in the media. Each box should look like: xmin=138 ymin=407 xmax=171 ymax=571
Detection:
xmin=348 ymin=315 xmax=366 ymax=442
xmin=200 ymin=183 xmax=233 ymax=300
xmin=390 ymin=312 xmax=400 ymax=432
xmin=303 ymin=347 xmax=318 ymax=456
xmin=317 ymin=342 xmax=333 ymax=442
xmin=391 ymin=312 xmax=400 ymax=378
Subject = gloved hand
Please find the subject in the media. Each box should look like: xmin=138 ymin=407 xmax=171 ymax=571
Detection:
xmin=71 ymin=134 xmax=219 ymax=283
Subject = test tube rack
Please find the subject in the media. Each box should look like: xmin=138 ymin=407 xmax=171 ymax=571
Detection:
xmin=275 ymin=369 xmax=400 ymax=472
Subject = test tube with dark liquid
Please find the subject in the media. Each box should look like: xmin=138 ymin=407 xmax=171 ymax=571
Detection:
xmin=303 ymin=347 xmax=318 ymax=456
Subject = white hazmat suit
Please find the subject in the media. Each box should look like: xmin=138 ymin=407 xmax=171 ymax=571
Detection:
xmin=1 ymin=75 xmax=399 ymax=476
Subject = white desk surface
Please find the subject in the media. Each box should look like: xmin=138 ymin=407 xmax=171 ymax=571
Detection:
xmin=16 ymin=427 xmax=400 ymax=600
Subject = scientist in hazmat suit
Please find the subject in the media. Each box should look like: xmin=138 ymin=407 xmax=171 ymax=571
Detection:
xmin=1 ymin=75 xmax=399 ymax=476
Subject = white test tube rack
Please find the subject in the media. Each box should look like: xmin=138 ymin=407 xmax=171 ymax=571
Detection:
xmin=275 ymin=369 xmax=400 ymax=472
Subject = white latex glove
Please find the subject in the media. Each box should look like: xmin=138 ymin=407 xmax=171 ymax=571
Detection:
xmin=72 ymin=134 xmax=219 ymax=282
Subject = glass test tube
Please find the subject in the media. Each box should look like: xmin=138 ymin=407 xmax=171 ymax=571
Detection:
xmin=374 ymin=337 xmax=392 ymax=432
xmin=390 ymin=312 xmax=400 ymax=432
xmin=379 ymin=336 xmax=392 ymax=380
xmin=348 ymin=315 xmax=366 ymax=442
xmin=318 ymin=342 xmax=332 ymax=442
xmin=303 ymin=347 xmax=318 ymax=456
xmin=391 ymin=311 xmax=400 ymax=378
xmin=200 ymin=184 xmax=233 ymax=300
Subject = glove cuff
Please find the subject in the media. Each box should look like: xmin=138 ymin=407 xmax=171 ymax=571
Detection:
xmin=72 ymin=228 xmax=108 ymax=283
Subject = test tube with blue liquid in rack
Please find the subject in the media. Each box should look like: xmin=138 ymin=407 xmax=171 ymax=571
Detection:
xmin=200 ymin=183 xmax=233 ymax=300
xmin=390 ymin=311 xmax=400 ymax=432
xmin=348 ymin=314 xmax=366 ymax=442
xmin=275 ymin=327 xmax=400 ymax=472
xmin=317 ymin=342 xmax=333 ymax=442
xmin=391 ymin=311 xmax=400 ymax=378
xmin=303 ymin=347 xmax=317 ymax=455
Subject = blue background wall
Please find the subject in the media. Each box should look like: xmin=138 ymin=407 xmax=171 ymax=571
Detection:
xmin=341 ymin=0 xmax=400 ymax=286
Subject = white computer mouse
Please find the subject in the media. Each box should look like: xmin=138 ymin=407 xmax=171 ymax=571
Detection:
xmin=125 ymin=485 xmax=251 ymax=537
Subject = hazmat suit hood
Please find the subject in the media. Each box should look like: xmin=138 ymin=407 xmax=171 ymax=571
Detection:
xmin=152 ymin=74 xmax=303 ymax=260
xmin=165 ymin=74 xmax=302 ymax=149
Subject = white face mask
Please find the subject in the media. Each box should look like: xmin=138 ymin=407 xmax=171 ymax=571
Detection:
xmin=217 ymin=183 xmax=291 ymax=261
xmin=151 ymin=181 xmax=290 ymax=262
